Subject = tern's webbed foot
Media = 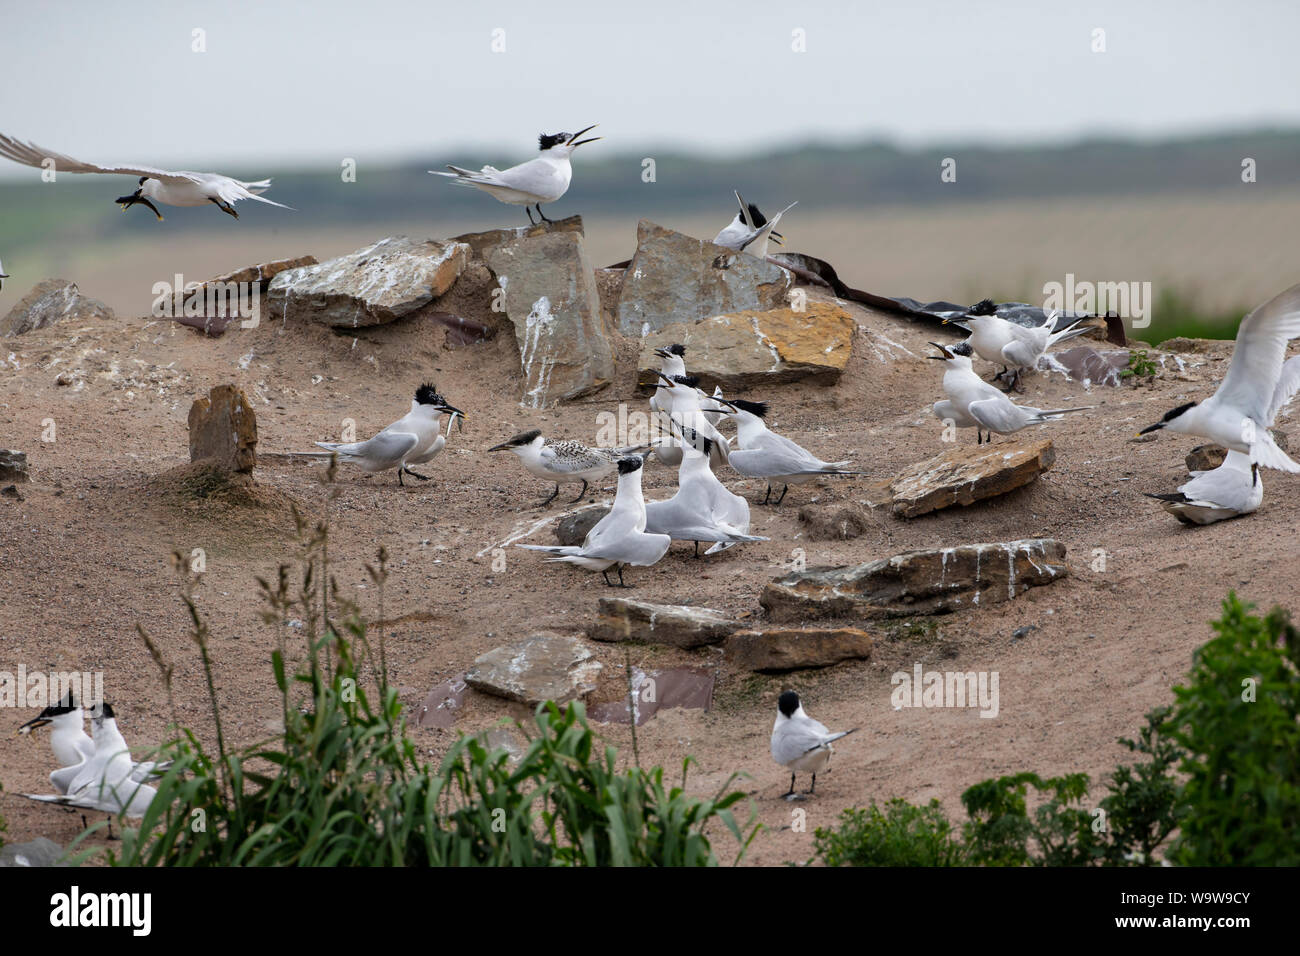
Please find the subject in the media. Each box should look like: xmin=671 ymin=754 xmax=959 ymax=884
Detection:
xmin=402 ymin=467 xmax=432 ymax=481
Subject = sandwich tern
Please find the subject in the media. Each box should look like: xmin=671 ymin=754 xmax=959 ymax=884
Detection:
xmin=517 ymin=456 xmax=670 ymax=586
xmin=771 ymin=690 xmax=856 ymax=798
xmin=18 ymin=692 xmax=167 ymax=794
xmin=945 ymin=298 xmax=1092 ymax=391
xmin=729 ymin=197 xmax=797 ymax=260
xmin=1143 ymin=353 xmax=1300 ymax=521
xmin=488 ymin=429 xmax=648 ymax=505
xmin=713 ymin=190 xmax=785 ymax=250
xmin=26 ymin=703 xmax=158 ymax=819
xmin=651 ymin=373 xmax=733 ymax=468
xmin=723 ymin=399 xmax=859 ymax=505
xmin=0 ymin=132 xmax=292 ymax=220
xmin=0 ymin=257 xmax=8 ymax=291
xmin=430 ymin=126 xmax=601 ymax=224
xmin=311 ymin=383 xmax=464 ymax=485
xmin=1139 ymin=282 xmax=1300 ymax=481
xmin=644 ymin=430 xmax=767 ymax=556
xmin=929 ymin=342 xmax=1092 ymax=444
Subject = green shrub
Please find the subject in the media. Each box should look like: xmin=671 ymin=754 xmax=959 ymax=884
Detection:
xmin=812 ymin=798 xmax=964 ymax=866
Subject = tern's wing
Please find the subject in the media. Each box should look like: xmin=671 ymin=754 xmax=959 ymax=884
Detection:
xmin=316 ymin=430 xmax=419 ymax=466
xmin=0 ymin=133 xmax=203 ymax=184
xmin=1212 ymin=282 xmax=1300 ymax=424
xmin=213 ymin=177 xmax=294 ymax=209
xmin=966 ymin=396 xmax=1032 ymax=434
xmin=772 ymin=720 xmax=832 ymax=766
xmin=1177 ymin=451 xmax=1261 ymax=512
xmin=540 ymin=442 xmax=608 ymax=474
xmin=1264 ymin=353 xmax=1300 ymax=426
xmin=1001 ymin=334 xmax=1046 ymax=369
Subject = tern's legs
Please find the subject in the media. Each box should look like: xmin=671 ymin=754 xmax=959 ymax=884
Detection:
xmin=569 ymin=479 xmax=589 ymax=503
xmin=403 ymin=466 xmax=431 ymax=482
xmin=601 ymin=564 xmax=628 ymax=588
xmin=535 ymin=204 xmax=552 ymax=223
xmin=693 ymin=540 xmax=700 ymax=558
xmin=785 ymin=774 xmax=796 ymax=797
xmin=807 ymin=773 xmax=817 ymax=795
xmin=539 ymin=483 xmax=560 ymax=507
xmin=209 ymin=198 xmax=239 ymax=219
xmin=774 ymin=484 xmax=789 ymax=506
xmin=525 ymin=206 xmax=536 ymax=225
xmin=761 ymin=484 xmax=772 ymax=505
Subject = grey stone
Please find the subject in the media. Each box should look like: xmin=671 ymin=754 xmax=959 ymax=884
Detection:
xmin=0 ymin=837 xmax=66 ymax=867
xmin=466 ymin=632 xmax=602 ymax=706
xmin=484 ymin=230 xmax=615 ymax=407
xmin=615 ymin=220 xmax=793 ymax=337
xmin=1 ymin=280 xmax=113 ymax=337
xmin=761 ymin=538 xmax=1068 ymax=621
xmin=725 ymin=627 xmax=874 ymax=672
xmin=451 ymin=216 xmax=584 ymax=259
xmin=556 ymin=506 xmax=610 ymax=545
xmin=0 ymin=449 xmax=29 ymax=483
xmin=266 ymin=237 xmax=468 ymax=328
xmin=589 ymin=598 xmax=739 ymax=648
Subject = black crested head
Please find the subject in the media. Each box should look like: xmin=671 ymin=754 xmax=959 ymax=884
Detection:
xmin=414 ymin=382 xmax=441 ymax=405
xmin=778 ymin=690 xmax=800 ymax=717
xmin=746 ymin=203 xmax=768 ymax=227
xmin=672 ymin=374 xmax=700 ymax=389
xmin=538 ymin=132 xmax=569 ymax=151
xmin=98 ymin=702 xmax=116 ymax=719
xmin=951 ymin=341 xmax=974 ymax=358
xmin=730 ymin=398 xmax=768 ymax=418
xmin=138 ymin=176 xmax=147 ymax=186
xmin=506 ymin=429 xmax=542 ymax=446
xmin=666 ymin=343 xmax=687 ymax=357
xmin=969 ymin=298 xmax=998 ymax=316
xmin=616 ymin=456 xmax=644 ymax=475
xmin=1162 ymin=401 xmax=1197 ymax=422
xmin=37 ymin=695 xmax=78 ymax=720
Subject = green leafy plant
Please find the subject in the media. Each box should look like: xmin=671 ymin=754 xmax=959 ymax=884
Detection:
xmin=1119 ymin=348 xmax=1159 ymax=382
xmin=812 ymin=799 xmax=964 ymax=866
xmin=961 ymin=772 xmax=1100 ymax=866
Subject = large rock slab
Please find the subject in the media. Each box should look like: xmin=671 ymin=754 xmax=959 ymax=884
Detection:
xmin=1044 ymin=346 xmax=1129 ymax=387
xmin=588 ymin=666 xmax=715 ymax=725
xmin=725 ymin=627 xmax=874 ymax=672
xmin=451 ymin=216 xmax=584 ymax=259
xmin=188 ymin=385 xmax=257 ymax=473
xmin=635 ymin=301 xmax=854 ymax=388
xmin=0 ymin=449 xmax=29 ymax=484
xmin=615 ymin=220 xmax=793 ymax=337
xmin=889 ymin=440 xmax=1055 ymax=518
xmin=484 ymin=230 xmax=615 ymax=408
xmin=1 ymin=279 xmax=113 ymax=337
xmin=761 ymin=538 xmax=1068 ymax=621
xmin=589 ymin=598 xmax=739 ymax=648
xmin=266 ymin=237 xmax=468 ymax=328
xmin=466 ymin=632 xmax=602 ymax=706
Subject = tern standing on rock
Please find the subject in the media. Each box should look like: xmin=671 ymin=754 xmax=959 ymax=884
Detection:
xmin=724 ymin=399 xmax=859 ymax=504
xmin=1139 ymin=282 xmax=1300 ymax=483
xmin=771 ymin=691 xmax=856 ymax=799
xmin=0 ymin=132 xmax=292 ymax=220
xmin=311 ymin=383 xmax=465 ymax=485
xmin=517 ymin=456 xmax=670 ymax=587
xmin=430 ymin=126 xmax=601 ymax=225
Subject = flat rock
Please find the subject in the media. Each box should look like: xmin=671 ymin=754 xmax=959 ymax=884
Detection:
xmin=589 ymin=598 xmax=739 ymax=648
xmin=466 ymin=632 xmax=602 ymax=705
xmin=188 ymin=384 xmax=257 ymax=473
xmin=1045 ymin=347 xmax=1129 ymax=387
xmin=451 ymin=216 xmax=584 ymax=259
xmin=635 ymin=301 xmax=855 ymax=388
xmin=615 ymin=220 xmax=793 ymax=337
xmin=761 ymin=538 xmax=1068 ymax=621
xmin=204 ymin=255 xmax=319 ymax=289
xmin=266 ymin=236 xmax=468 ymax=328
xmin=556 ymin=506 xmax=610 ymax=546
xmin=0 ymin=837 xmax=66 ymax=867
xmin=889 ymin=439 xmax=1055 ymax=517
xmin=725 ymin=627 xmax=874 ymax=672
xmin=1 ymin=279 xmax=113 ymax=337
xmin=588 ymin=666 xmax=715 ymax=725
xmin=413 ymin=675 xmax=468 ymax=728
xmin=484 ymin=230 xmax=615 ymax=407
xmin=797 ymin=500 xmax=876 ymax=540
xmin=0 ymin=449 xmax=29 ymax=484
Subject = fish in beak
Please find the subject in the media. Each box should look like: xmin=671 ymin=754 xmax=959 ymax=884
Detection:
xmin=116 ymin=190 xmax=164 ymax=221
xmin=17 ymin=714 xmax=52 ymax=734
xmin=567 ymin=124 xmax=601 ymax=148
xmin=436 ymin=401 xmax=466 ymax=419
xmin=928 ymin=341 xmax=954 ymax=360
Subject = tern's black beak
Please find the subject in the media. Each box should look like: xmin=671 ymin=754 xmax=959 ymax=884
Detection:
xmin=567 ymin=124 xmax=601 ymax=148
xmin=117 ymin=192 xmax=164 ymax=221
xmin=653 ymin=347 xmax=671 ymax=359
xmin=17 ymin=715 xmax=51 ymax=734
xmin=652 ymin=370 xmax=677 ymax=388
xmin=927 ymin=341 xmax=954 ymax=360
xmin=437 ymin=402 xmax=465 ymax=418
xmin=487 ymin=440 xmax=511 ymax=452
xmin=1137 ymin=422 xmax=1165 ymax=436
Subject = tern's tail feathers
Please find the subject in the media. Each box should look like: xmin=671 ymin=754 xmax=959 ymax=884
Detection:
xmin=1047 ymin=321 xmax=1092 ymax=347
xmin=313 ymin=441 xmax=359 ymax=456
xmin=242 ymin=191 xmax=295 ymax=210
xmin=824 ymin=728 xmax=859 ymax=745
xmin=1143 ymin=492 xmax=1191 ymax=504
xmin=516 ymin=544 xmax=581 ymax=557
xmin=1031 ymin=405 xmax=1094 ymax=422
xmin=1251 ymin=436 xmax=1300 ymax=472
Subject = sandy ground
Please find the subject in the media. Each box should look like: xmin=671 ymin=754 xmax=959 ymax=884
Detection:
xmin=1 ymin=275 xmax=1297 ymax=867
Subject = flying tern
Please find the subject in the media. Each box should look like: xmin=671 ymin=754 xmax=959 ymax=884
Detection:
xmin=644 ymin=430 xmax=767 ymax=556
xmin=713 ymin=190 xmax=785 ymax=250
xmin=488 ymin=428 xmax=649 ymax=506
xmin=517 ymin=456 xmax=670 ymax=586
xmin=310 ymin=383 xmax=464 ymax=485
xmin=430 ymin=126 xmax=601 ymax=225
xmin=771 ymin=691 xmax=856 ymax=799
xmin=945 ymin=298 xmax=1092 ymax=391
xmin=929 ymin=342 xmax=1092 ymax=444
xmin=723 ymin=399 xmax=859 ymax=505
xmin=26 ymin=703 xmax=158 ymax=819
xmin=0 ymin=132 xmax=292 ymax=221
xmin=1139 ymin=282 xmax=1300 ymax=483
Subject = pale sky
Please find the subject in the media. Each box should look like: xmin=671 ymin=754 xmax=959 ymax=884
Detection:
xmin=1 ymin=0 xmax=1297 ymax=177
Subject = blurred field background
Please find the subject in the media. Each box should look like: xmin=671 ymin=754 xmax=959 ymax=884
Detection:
xmin=4 ymin=129 xmax=1299 ymax=343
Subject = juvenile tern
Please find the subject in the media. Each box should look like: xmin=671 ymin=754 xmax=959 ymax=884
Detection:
xmin=0 ymin=132 xmax=292 ymax=220
xmin=644 ymin=431 xmax=767 ymax=556
xmin=713 ymin=191 xmax=785 ymax=250
xmin=1139 ymin=282 xmax=1300 ymax=481
xmin=311 ymin=383 xmax=464 ymax=485
xmin=929 ymin=342 xmax=1092 ymax=444
xmin=771 ymin=691 xmax=856 ymax=799
xmin=723 ymin=399 xmax=859 ymax=505
xmin=488 ymin=429 xmax=648 ymax=505
xmin=430 ymin=126 xmax=601 ymax=224
xmin=26 ymin=703 xmax=158 ymax=818
xmin=945 ymin=298 xmax=1091 ymax=391
xmin=516 ymin=456 xmax=670 ymax=586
